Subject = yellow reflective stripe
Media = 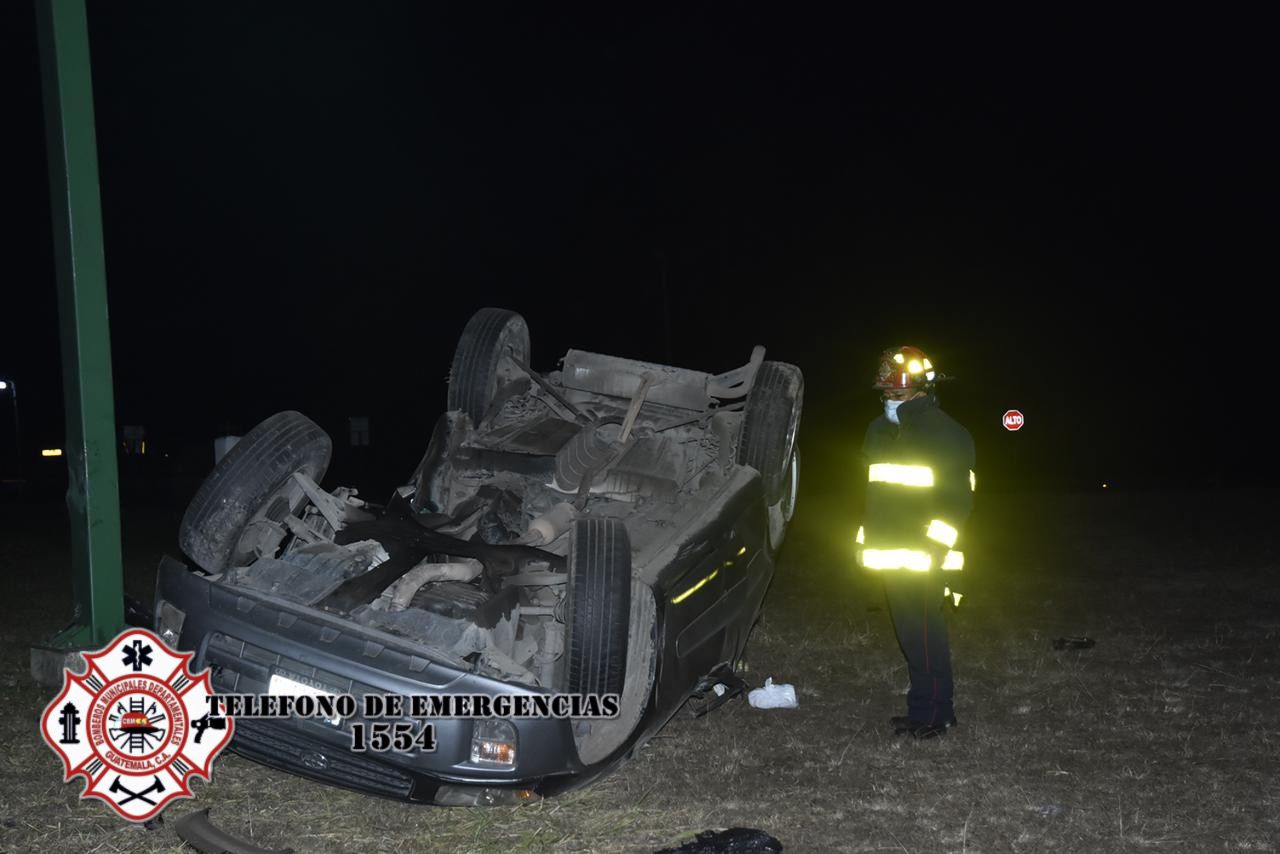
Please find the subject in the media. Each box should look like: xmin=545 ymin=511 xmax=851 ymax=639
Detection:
xmin=943 ymin=588 xmax=963 ymax=607
xmin=672 ymin=568 xmax=719 ymax=604
xmin=861 ymin=549 xmax=931 ymax=571
xmin=856 ymin=526 xmax=865 ymax=545
xmin=969 ymin=470 xmax=976 ymax=492
xmin=868 ymin=464 xmax=935 ymax=487
xmin=941 ymin=550 xmax=964 ymax=570
xmin=926 ymin=519 xmax=958 ymax=548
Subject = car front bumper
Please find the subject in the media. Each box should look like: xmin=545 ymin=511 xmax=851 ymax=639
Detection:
xmin=154 ymin=555 xmax=585 ymax=803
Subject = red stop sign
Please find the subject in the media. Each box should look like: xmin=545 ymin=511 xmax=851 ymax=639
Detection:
xmin=1003 ymin=410 xmax=1025 ymax=431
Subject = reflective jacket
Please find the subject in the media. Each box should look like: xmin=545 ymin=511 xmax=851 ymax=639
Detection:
xmin=857 ymin=394 xmax=975 ymax=573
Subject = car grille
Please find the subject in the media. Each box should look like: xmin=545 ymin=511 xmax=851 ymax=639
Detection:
xmin=232 ymin=719 xmax=414 ymax=799
xmin=206 ymin=631 xmax=367 ymax=698
xmin=206 ymin=631 xmax=416 ymax=799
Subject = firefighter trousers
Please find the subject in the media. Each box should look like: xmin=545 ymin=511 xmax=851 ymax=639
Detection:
xmin=883 ymin=572 xmax=955 ymax=724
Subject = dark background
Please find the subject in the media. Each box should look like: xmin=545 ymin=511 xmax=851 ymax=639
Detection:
xmin=2 ymin=4 xmax=1275 ymax=503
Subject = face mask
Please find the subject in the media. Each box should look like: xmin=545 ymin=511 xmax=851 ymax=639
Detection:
xmin=884 ymin=399 xmax=905 ymax=424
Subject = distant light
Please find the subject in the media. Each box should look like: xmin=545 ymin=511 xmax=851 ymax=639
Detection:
xmin=0 ymin=381 xmax=7 ymax=390
xmin=42 ymin=449 xmax=63 ymax=457
xmin=1102 ymin=483 xmax=1108 ymax=489
xmin=141 ymin=440 xmax=147 ymax=456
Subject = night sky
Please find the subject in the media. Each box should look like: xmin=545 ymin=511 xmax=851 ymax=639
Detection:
xmin=3 ymin=4 xmax=1276 ymax=498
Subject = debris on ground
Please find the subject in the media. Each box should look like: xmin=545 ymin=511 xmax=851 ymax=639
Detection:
xmin=172 ymin=808 xmax=294 ymax=854
xmin=1052 ymin=636 xmax=1096 ymax=650
xmin=747 ymin=677 xmax=797 ymax=709
xmin=655 ymin=827 xmax=784 ymax=853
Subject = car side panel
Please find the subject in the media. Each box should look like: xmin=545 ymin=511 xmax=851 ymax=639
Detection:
xmin=651 ymin=479 xmax=774 ymax=715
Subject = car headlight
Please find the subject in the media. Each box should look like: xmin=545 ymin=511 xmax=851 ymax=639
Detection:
xmin=156 ymin=600 xmax=185 ymax=648
xmin=470 ymin=719 xmax=517 ymax=767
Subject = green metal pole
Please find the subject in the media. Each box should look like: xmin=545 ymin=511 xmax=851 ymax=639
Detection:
xmin=36 ymin=0 xmax=125 ymax=647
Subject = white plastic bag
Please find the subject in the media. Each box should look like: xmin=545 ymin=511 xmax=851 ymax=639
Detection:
xmin=747 ymin=677 xmax=798 ymax=709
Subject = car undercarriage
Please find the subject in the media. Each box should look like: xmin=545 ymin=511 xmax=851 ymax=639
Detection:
xmin=156 ymin=307 xmax=803 ymax=800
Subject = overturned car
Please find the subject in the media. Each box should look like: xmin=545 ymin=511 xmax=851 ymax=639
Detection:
xmin=154 ymin=307 xmax=803 ymax=804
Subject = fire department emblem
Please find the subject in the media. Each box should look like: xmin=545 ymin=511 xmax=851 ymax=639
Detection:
xmin=40 ymin=628 xmax=233 ymax=822
xmin=876 ymin=355 xmax=894 ymax=383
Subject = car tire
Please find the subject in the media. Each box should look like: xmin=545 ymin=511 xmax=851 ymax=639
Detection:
xmin=737 ymin=361 xmax=803 ymax=505
xmin=447 ymin=307 xmax=530 ymax=425
xmin=178 ymin=411 xmax=332 ymax=573
xmin=565 ymin=517 xmax=631 ymax=696
xmin=766 ymin=448 xmax=800 ymax=552
xmin=782 ymin=447 xmax=800 ymax=524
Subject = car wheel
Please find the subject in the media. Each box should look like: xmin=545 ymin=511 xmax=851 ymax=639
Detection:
xmin=178 ymin=411 xmax=332 ymax=573
xmin=565 ymin=517 xmax=631 ymax=696
xmin=766 ymin=448 xmax=800 ymax=552
xmin=782 ymin=447 xmax=800 ymax=524
xmin=447 ymin=307 xmax=530 ymax=425
xmin=737 ymin=361 xmax=803 ymax=505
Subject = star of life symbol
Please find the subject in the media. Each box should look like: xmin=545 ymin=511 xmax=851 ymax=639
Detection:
xmin=40 ymin=628 xmax=234 ymax=822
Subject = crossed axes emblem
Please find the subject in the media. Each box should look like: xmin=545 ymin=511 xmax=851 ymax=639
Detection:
xmin=108 ymin=775 xmax=166 ymax=807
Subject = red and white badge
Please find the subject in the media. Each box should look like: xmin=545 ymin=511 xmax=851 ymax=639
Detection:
xmin=40 ymin=628 xmax=233 ymax=822
xmin=1002 ymin=410 xmax=1025 ymax=431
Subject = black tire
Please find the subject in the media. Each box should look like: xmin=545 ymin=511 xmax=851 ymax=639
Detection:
xmin=782 ymin=447 xmax=800 ymax=524
xmin=447 ymin=308 xmax=530 ymax=424
xmin=766 ymin=448 xmax=800 ymax=552
xmin=179 ymin=411 xmax=332 ymax=573
xmin=737 ymin=361 xmax=804 ymax=505
xmin=565 ymin=518 xmax=631 ymax=696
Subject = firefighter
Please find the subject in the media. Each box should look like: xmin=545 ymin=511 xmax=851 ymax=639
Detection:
xmin=858 ymin=346 xmax=975 ymax=739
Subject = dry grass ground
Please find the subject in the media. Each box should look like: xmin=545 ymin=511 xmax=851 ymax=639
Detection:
xmin=3 ymin=488 xmax=1279 ymax=853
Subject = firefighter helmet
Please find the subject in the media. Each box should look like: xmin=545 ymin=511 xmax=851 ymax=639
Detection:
xmin=872 ymin=345 xmax=946 ymax=390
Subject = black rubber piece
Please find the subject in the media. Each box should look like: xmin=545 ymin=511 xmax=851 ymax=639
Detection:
xmin=566 ymin=517 xmax=631 ymax=696
xmin=447 ymin=307 xmax=530 ymax=424
xmin=409 ymin=580 xmax=490 ymax=619
xmin=736 ymin=361 xmax=803 ymax=505
xmin=172 ymin=808 xmax=295 ymax=854
xmin=654 ymin=828 xmax=783 ymax=853
xmin=178 ymin=411 xmax=332 ymax=573
xmin=687 ymin=666 xmax=750 ymax=718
